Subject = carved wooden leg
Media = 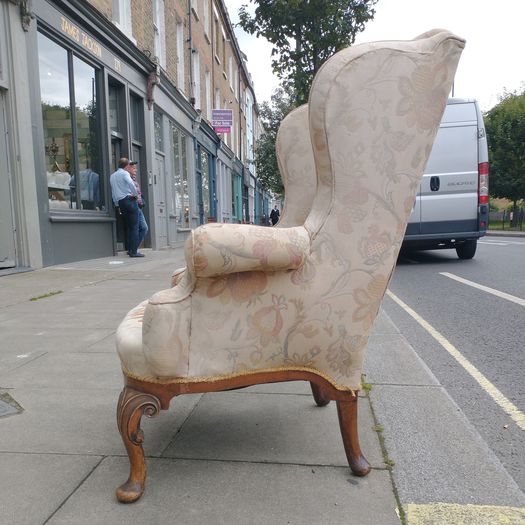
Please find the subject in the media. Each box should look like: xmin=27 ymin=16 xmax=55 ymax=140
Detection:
xmin=310 ymin=382 xmax=330 ymax=407
xmin=116 ymin=387 xmax=161 ymax=503
xmin=336 ymin=397 xmax=371 ymax=476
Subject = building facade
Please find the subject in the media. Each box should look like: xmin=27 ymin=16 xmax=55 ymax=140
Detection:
xmin=0 ymin=0 xmax=267 ymax=270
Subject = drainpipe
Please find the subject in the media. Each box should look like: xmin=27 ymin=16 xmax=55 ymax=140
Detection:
xmin=188 ymin=2 xmax=195 ymax=106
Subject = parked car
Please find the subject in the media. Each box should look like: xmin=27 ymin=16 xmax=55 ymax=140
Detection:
xmin=403 ymin=98 xmax=489 ymax=259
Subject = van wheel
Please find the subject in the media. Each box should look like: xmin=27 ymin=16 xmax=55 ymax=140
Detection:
xmin=456 ymin=240 xmax=477 ymax=259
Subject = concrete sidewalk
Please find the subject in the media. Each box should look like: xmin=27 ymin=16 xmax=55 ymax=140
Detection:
xmin=0 ymin=248 xmax=524 ymax=525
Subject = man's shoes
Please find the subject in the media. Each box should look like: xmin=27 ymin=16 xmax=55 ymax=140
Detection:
xmin=129 ymin=252 xmax=145 ymax=258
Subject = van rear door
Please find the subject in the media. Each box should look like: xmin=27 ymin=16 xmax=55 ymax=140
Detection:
xmin=420 ymin=101 xmax=479 ymax=235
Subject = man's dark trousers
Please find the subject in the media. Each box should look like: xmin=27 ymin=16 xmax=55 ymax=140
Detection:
xmin=118 ymin=196 xmax=140 ymax=255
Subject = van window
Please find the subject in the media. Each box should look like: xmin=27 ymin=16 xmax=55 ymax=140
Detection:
xmin=442 ymin=102 xmax=477 ymax=123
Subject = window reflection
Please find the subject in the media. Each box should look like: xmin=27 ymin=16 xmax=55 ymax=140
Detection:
xmin=39 ymin=33 xmax=74 ymax=210
xmin=72 ymin=57 xmax=102 ymax=210
xmin=108 ymin=85 xmax=120 ymax=133
xmin=201 ymin=150 xmax=210 ymax=218
xmin=154 ymin=111 xmax=164 ymax=151
xmin=38 ymin=32 xmax=103 ymax=212
xmin=171 ymin=123 xmax=189 ymax=227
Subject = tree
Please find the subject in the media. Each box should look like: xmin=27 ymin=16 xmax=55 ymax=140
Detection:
xmin=238 ymin=0 xmax=377 ymax=104
xmin=254 ymin=87 xmax=296 ymax=195
xmin=485 ymin=89 xmax=525 ymax=218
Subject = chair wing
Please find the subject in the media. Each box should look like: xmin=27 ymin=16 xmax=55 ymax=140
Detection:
xmin=276 ymin=105 xmax=316 ymax=227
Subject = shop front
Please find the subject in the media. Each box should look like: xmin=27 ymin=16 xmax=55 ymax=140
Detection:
xmin=29 ymin=1 xmax=156 ymax=265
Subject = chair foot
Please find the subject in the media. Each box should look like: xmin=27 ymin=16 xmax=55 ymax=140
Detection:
xmin=310 ymin=382 xmax=330 ymax=406
xmin=336 ymin=398 xmax=371 ymax=477
xmin=116 ymin=387 xmax=161 ymax=503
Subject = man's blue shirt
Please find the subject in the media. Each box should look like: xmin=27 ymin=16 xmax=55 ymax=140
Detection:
xmin=110 ymin=168 xmax=137 ymax=205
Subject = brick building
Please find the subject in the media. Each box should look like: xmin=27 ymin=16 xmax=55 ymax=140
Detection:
xmin=0 ymin=0 xmax=267 ymax=270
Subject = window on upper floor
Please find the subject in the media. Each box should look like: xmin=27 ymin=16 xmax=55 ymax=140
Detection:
xmin=205 ymin=69 xmax=211 ymax=121
xmin=203 ymin=0 xmax=210 ymax=38
xmin=112 ymin=0 xmax=133 ymax=36
xmin=228 ymin=56 xmax=233 ymax=88
xmin=153 ymin=0 xmax=166 ymax=69
xmin=192 ymin=51 xmax=201 ymax=109
xmin=176 ymin=22 xmax=185 ymax=91
xmin=214 ymin=88 xmax=220 ymax=112
xmin=191 ymin=0 xmax=198 ymax=18
xmin=214 ymin=18 xmax=220 ymax=61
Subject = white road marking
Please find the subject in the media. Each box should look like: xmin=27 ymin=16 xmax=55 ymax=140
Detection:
xmin=439 ymin=272 xmax=525 ymax=307
xmin=386 ymin=289 xmax=525 ymax=431
xmin=479 ymin=239 xmax=525 ymax=245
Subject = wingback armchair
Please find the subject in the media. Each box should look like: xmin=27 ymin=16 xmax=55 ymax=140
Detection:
xmin=115 ymin=30 xmax=464 ymax=503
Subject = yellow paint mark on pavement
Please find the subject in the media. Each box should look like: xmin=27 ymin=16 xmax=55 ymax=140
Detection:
xmin=386 ymin=290 xmax=525 ymax=431
xmin=406 ymin=503 xmax=525 ymax=524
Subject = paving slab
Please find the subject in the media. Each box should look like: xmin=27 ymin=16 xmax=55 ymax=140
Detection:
xmin=370 ymin=385 xmax=525 ymax=508
xmin=364 ymin=333 xmax=440 ymax=387
xmin=80 ymin=332 xmax=116 ymax=353
xmin=0 ymin=452 xmax=102 ymax=525
xmin=163 ymin=391 xmax=384 ymax=469
xmin=0 ymin=353 xmax=122 ymax=390
xmin=0 ymin=326 xmax=115 ymax=364
xmin=0 ymin=388 xmax=201 ymax=456
xmin=48 ymin=457 xmax=401 ymax=525
xmin=370 ymin=309 xmax=401 ymax=335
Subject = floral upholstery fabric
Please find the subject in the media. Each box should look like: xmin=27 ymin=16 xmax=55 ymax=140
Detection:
xmin=276 ymin=105 xmax=316 ymax=228
xmin=116 ymin=30 xmax=464 ymax=390
xmin=186 ymin=223 xmax=310 ymax=277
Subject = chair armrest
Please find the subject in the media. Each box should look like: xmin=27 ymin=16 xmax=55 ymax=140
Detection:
xmin=171 ymin=267 xmax=185 ymax=287
xmin=185 ymin=223 xmax=310 ymax=278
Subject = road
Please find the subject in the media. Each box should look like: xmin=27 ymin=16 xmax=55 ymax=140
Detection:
xmin=383 ymin=235 xmax=525 ymax=493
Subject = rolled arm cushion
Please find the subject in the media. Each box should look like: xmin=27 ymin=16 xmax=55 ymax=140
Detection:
xmin=186 ymin=223 xmax=311 ymax=277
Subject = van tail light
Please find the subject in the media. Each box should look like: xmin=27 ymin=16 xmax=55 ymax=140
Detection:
xmin=478 ymin=162 xmax=489 ymax=204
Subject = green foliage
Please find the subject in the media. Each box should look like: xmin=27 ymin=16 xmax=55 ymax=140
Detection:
xmin=254 ymin=87 xmax=296 ymax=195
xmin=485 ymin=88 xmax=525 ymax=205
xmin=238 ymin=0 xmax=377 ymax=104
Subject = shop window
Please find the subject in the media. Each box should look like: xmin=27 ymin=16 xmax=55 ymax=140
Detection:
xmin=108 ymin=85 xmax=120 ymax=133
xmin=201 ymin=149 xmax=210 ymax=220
xmin=130 ymin=94 xmax=143 ymax=143
xmin=130 ymin=94 xmax=144 ymax=190
xmin=108 ymin=81 xmax=125 ymax=172
xmin=171 ymin=123 xmax=189 ymax=228
xmin=38 ymin=32 xmax=103 ymax=212
xmin=154 ymin=110 xmax=164 ymax=152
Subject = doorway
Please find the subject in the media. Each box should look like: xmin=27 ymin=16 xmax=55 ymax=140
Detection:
xmin=0 ymin=92 xmax=16 ymax=269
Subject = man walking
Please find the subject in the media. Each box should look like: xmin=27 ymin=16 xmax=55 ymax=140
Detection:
xmin=110 ymin=158 xmax=144 ymax=258
xmin=270 ymin=205 xmax=280 ymax=226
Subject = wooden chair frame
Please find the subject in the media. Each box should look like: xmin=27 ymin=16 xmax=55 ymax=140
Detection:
xmin=116 ymin=372 xmax=370 ymax=503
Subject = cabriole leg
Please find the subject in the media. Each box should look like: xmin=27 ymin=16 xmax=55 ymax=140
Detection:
xmin=336 ymin=397 xmax=371 ymax=476
xmin=116 ymin=387 xmax=161 ymax=503
xmin=310 ymin=382 xmax=330 ymax=407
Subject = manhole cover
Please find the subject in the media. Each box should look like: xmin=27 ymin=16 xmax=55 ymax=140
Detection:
xmin=0 ymin=392 xmax=23 ymax=418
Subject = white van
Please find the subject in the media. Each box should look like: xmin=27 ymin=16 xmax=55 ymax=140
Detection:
xmin=404 ymin=98 xmax=489 ymax=259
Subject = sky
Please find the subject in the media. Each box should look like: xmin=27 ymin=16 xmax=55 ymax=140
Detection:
xmin=225 ymin=0 xmax=525 ymax=112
